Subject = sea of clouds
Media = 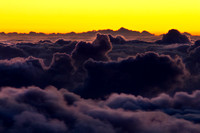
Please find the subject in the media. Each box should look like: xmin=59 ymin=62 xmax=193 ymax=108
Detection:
xmin=0 ymin=30 xmax=199 ymax=132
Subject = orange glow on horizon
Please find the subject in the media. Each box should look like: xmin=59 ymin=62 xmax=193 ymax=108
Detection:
xmin=0 ymin=0 xmax=200 ymax=35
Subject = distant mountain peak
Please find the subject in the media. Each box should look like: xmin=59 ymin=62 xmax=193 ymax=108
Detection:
xmin=118 ymin=27 xmax=130 ymax=32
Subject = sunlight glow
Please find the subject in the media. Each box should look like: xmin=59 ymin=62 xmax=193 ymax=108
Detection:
xmin=0 ymin=0 xmax=200 ymax=34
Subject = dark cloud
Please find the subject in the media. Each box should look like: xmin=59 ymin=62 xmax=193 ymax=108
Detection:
xmin=52 ymin=41 xmax=77 ymax=55
xmin=195 ymin=40 xmax=200 ymax=46
xmin=105 ymin=90 xmax=200 ymax=124
xmin=38 ymin=40 xmax=53 ymax=44
xmin=175 ymin=45 xmax=190 ymax=53
xmin=156 ymin=29 xmax=191 ymax=44
xmin=126 ymin=40 xmax=153 ymax=44
xmin=0 ymin=53 xmax=75 ymax=89
xmin=46 ymin=53 xmax=75 ymax=88
xmin=0 ymin=86 xmax=199 ymax=133
xmin=11 ymin=111 xmax=68 ymax=133
xmin=108 ymin=34 xmax=153 ymax=45
xmin=16 ymin=41 xmax=76 ymax=62
xmin=55 ymin=39 xmax=72 ymax=45
xmin=108 ymin=34 xmax=126 ymax=44
xmin=185 ymin=46 xmax=200 ymax=75
xmin=188 ymin=40 xmax=200 ymax=52
xmin=0 ymin=31 xmax=200 ymax=132
xmin=76 ymin=52 xmax=188 ymax=99
xmin=0 ymin=35 xmax=115 ymax=89
xmin=0 ymin=57 xmax=45 ymax=87
xmin=72 ymin=33 xmax=112 ymax=68
xmin=15 ymin=42 xmax=53 ymax=63
xmin=0 ymin=44 xmax=26 ymax=59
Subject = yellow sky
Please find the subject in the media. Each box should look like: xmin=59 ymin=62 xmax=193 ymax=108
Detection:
xmin=0 ymin=0 xmax=200 ymax=35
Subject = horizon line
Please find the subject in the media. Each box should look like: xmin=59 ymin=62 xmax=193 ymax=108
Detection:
xmin=0 ymin=28 xmax=200 ymax=36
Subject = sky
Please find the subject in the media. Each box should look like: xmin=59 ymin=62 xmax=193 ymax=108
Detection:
xmin=0 ymin=0 xmax=200 ymax=35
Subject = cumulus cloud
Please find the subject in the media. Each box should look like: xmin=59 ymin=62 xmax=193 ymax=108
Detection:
xmin=11 ymin=111 xmax=68 ymax=133
xmin=0 ymin=86 xmax=198 ymax=133
xmin=188 ymin=40 xmax=200 ymax=52
xmin=156 ymin=29 xmax=191 ymax=44
xmin=15 ymin=41 xmax=77 ymax=65
xmin=175 ymin=45 xmax=190 ymax=53
xmin=38 ymin=40 xmax=53 ymax=44
xmin=195 ymin=40 xmax=200 ymax=46
xmin=46 ymin=53 xmax=75 ymax=88
xmin=185 ymin=46 xmax=200 ymax=75
xmin=0 ymin=44 xmax=26 ymax=59
xmin=76 ymin=52 xmax=188 ymax=99
xmin=108 ymin=34 xmax=152 ymax=45
xmin=105 ymin=90 xmax=200 ymax=123
xmin=0 ymin=53 xmax=75 ymax=89
xmin=126 ymin=40 xmax=153 ymax=44
xmin=0 ymin=31 xmax=200 ymax=132
xmin=55 ymin=39 xmax=73 ymax=45
xmin=108 ymin=34 xmax=126 ymax=44
xmin=0 ymin=57 xmax=45 ymax=87
xmin=72 ymin=33 xmax=112 ymax=68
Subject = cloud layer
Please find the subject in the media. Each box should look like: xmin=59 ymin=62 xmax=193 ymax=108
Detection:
xmin=77 ymin=52 xmax=188 ymax=98
xmin=0 ymin=86 xmax=199 ymax=133
xmin=0 ymin=30 xmax=200 ymax=132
